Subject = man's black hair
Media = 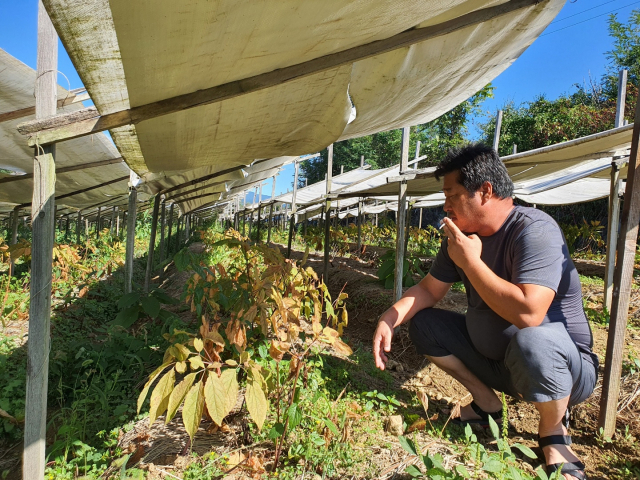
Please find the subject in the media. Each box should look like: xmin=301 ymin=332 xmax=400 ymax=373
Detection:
xmin=434 ymin=143 xmax=514 ymax=199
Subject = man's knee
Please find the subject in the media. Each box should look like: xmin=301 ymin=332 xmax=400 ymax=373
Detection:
xmin=505 ymin=325 xmax=573 ymax=402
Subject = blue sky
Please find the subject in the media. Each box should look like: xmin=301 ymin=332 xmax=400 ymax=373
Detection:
xmin=1 ymin=0 xmax=636 ymax=196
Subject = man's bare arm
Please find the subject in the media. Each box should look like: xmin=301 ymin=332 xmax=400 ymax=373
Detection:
xmin=373 ymin=274 xmax=452 ymax=370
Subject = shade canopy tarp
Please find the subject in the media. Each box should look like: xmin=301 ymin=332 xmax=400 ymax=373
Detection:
xmin=336 ymin=124 xmax=633 ymax=201
xmin=42 ymin=0 xmax=563 ymax=197
xmin=0 ymin=48 xmax=135 ymax=215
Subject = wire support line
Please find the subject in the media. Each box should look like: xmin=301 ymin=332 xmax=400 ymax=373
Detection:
xmin=541 ymin=0 xmax=640 ymax=36
xmin=548 ymin=0 xmax=619 ymax=26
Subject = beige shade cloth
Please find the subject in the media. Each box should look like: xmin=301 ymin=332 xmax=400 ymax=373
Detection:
xmin=0 ymin=48 xmax=133 ymax=216
xmin=43 ymin=0 xmax=564 ymax=185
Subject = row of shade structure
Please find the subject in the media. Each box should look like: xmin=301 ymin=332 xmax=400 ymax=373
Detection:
xmin=0 ymin=0 xmax=637 ymax=476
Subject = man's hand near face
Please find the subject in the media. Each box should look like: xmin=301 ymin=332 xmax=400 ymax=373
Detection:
xmin=441 ymin=217 xmax=482 ymax=270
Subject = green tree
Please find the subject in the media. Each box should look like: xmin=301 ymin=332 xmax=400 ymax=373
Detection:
xmin=299 ymin=85 xmax=493 ymax=185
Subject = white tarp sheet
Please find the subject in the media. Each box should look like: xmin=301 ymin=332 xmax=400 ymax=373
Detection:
xmin=0 ymin=49 xmax=133 ymax=215
xmin=43 ymin=0 xmax=564 ymax=193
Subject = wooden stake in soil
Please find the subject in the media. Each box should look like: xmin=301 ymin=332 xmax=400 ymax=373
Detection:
xmin=23 ymin=4 xmax=56 ymax=477
xmin=268 ymin=177 xmax=276 ymax=243
xmin=9 ymin=206 xmax=19 ymax=274
xmin=167 ymin=203 xmax=174 ymax=254
xmin=394 ymin=127 xmax=410 ymax=303
xmin=599 ymin=86 xmax=640 ymax=437
xmin=124 ymin=180 xmax=138 ymax=294
xmin=493 ymin=110 xmax=503 ymax=152
xmin=323 ymin=144 xmax=333 ymax=282
xmin=159 ymin=199 xmax=166 ymax=262
xmin=76 ymin=209 xmax=82 ymax=244
xmin=95 ymin=206 xmax=102 ymax=238
xmin=604 ymin=69 xmax=628 ymax=311
xmin=357 ymin=199 xmax=362 ymax=254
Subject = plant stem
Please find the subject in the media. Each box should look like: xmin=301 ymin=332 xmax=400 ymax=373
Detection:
xmin=273 ymin=356 xmax=304 ymax=472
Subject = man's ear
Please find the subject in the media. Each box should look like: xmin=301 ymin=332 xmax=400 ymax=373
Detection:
xmin=480 ymin=181 xmax=493 ymax=204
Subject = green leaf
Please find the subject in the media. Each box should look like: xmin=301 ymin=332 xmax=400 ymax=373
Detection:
xmin=140 ymin=295 xmax=161 ymax=318
xmin=165 ymin=372 xmax=197 ymax=424
xmin=149 ymin=369 xmax=175 ymax=425
xmin=398 ymin=436 xmax=417 ymax=456
xmin=246 ymin=377 xmax=268 ymax=431
xmin=509 ymin=466 xmax=523 ymax=480
xmin=488 ymin=415 xmax=500 ymax=440
xmin=384 ymin=275 xmax=394 ymax=290
xmin=182 ymin=380 xmax=204 ymax=440
xmin=287 ymin=403 xmax=303 ymax=429
xmin=111 ymin=305 xmax=140 ymax=328
xmin=268 ymin=422 xmax=285 ymax=439
xmin=482 ymin=459 xmax=503 ymax=473
xmin=456 ymin=465 xmax=471 ymax=478
xmin=534 ymin=466 xmax=549 ymax=480
xmin=152 ymin=289 xmax=180 ymax=305
xmin=137 ymin=362 xmax=172 ymax=414
xmin=405 ymin=465 xmax=422 ymax=477
xmin=323 ymin=418 xmax=340 ymax=437
xmin=376 ymin=259 xmax=395 ymax=280
xmin=117 ymin=292 xmax=140 ymax=309
xmin=513 ymin=443 xmax=538 ymax=459
xmin=204 ymin=369 xmax=239 ymax=426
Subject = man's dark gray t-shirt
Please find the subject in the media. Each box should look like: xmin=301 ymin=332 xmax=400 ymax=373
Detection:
xmin=429 ymin=205 xmax=593 ymax=361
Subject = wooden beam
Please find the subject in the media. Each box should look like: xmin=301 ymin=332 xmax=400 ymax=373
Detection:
xmin=19 ymin=0 xmax=542 ymax=146
xmin=598 ymin=86 xmax=640 ymax=437
xmin=23 ymin=3 xmax=57 ymax=478
xmin=394 ymin=127 xmax=410 ymax=303
xmin=0 ymin=157 xmax=124 ymax=185
xmin=0 ymin=90 xmax=89 ymax=124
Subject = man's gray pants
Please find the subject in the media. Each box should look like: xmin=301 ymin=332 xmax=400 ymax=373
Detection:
xmin=409 ymin=308 xmax=598 ymax=406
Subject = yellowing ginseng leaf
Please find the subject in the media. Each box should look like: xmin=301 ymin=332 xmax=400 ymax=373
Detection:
xmin=165 ymin=372 xmax=197 ymax=424
xmin=137 ymin=362 xmax=172 ymax=414
xmin=149 ymin=369 xmax=175 ymax=425
xmin=246 ymin=378 xmax=268 ymax=431
xmin=333 ymin=339 xmax=353 ymax=356
xmin=175 ymin=361 xmax=187 ymax=374
xmin=189 ymin=355 xmax=205 ymax=370
xmin=193 ymin=338 xmax=204 ymax=352
xmin=204 ymin=369 xmax=239 ymax=426
xmin=182 ymin=380 xmax=205 ymax=441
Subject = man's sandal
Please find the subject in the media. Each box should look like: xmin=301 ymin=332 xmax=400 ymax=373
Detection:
xmin=452 ymin=401 xmax=502 ymax=428
xmin=538 ymin=435 xmax=587 ymax=480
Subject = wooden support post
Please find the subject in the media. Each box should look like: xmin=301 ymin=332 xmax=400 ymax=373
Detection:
xmin=95 ymin=206 xmax=102 ymax=238
xmin=23 ymin=4 xmax=56 ymax=477
xmin=599 ymin=87 xmax=640 ymax=437
xmin=124 ymin=185 xmax=137 ymax=294
xmin=185 ymin=213 xmax=191 ymax=242
xmin=287 ymin=161 xmax=299 ymax=258
xmin=268 ymin=177 xmax=276 ymax=243
xmin=176 ymin=216 xmax=182 ymax=246
xmin=159 ymin=199 xmax=166 ymax=262
xmin=116 ymin=208 xmax=120 ymax=237
xmin=144 ymin=196 xmax=160 ymax=293
xmin=605 ymin=69 xmax=628 ymax=311
xmin=323 ymin=144 xmax=333 ymax=282
xmin=360 ymin=155 xmax=365 ymax=168
xmin=394 ymin=127 xmax=410 ymax=303
xmin=256 ymin=205 xmax=262 ymax=243
xmin=357 ymin=199 xmax=362 ymax=254
xmin=84 ymin=217 xmax=88 ymax=235
xmin=167 ymin=203 xmax=174 ymax=254
xmin=493 ymin=110 xmax=503 ymax=153
xmin=76 ymin=210 xmax=82 ymax=244
xmin=414 ymin=141 xmax=421 ymax=169
xmin=108 ymin=206 xmax=116 ymax=235
xmin=10 ymin=207 xmax=19 ymax=274
xmin=375 ymin=200 xmax=378 ymax=228
xmin=64 ymin=215 xmax=70 ymax=241
xmin=303 ymin=212 xmax=308 ymax=236
xmin=52 ymin=205 xmax=57 ymax=243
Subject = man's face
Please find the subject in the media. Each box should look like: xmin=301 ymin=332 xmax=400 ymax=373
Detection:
xmin=442 ymin=172 xmax=483 ymax=234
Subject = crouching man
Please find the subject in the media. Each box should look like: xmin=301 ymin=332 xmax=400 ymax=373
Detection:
xmin=373 ymin=144 xmax=598 ymax=480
